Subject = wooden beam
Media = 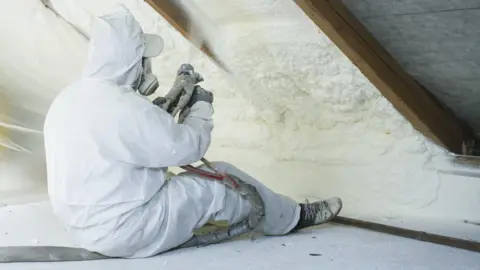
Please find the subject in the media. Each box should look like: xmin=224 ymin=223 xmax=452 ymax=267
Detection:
xmin=145 ymin=0 xmax=228 ymax=71
xmin=294 ymin=0 xmax=476 ymax=154
xmin=333 ymin=217 xmax=480 ymax=253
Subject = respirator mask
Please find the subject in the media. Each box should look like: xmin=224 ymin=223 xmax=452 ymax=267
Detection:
xmin=135 ymin=57 xmax=159 ymax=96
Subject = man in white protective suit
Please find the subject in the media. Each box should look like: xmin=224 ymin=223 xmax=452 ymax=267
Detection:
xmin=43 ymin=7 xmax=343 ymax=258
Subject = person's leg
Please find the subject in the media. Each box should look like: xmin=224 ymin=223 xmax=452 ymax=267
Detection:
xmin=143 ymin=161 xmax=342 ymax=256
xmin=196 ymin=161 xmax=301 ymax=235
xmin=193 ymin=162 xmax=343 ymax=234
xmin=141 ymin=165 xmax=299 ymax=256
xmin=203 ymin=162 xmax=343 ymax=233
xmin=179 ymin=162 xmax=300 ymax=235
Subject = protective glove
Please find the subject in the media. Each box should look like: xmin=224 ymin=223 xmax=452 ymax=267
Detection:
xmin=178 ymin=85 xmax=214 ymax=123
xmin=153 ymin=63 xmax=203 ymax=115
xmin=188 ymin=85 xmax=214 ymax=106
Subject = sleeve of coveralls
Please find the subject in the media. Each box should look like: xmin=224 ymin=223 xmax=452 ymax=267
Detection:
xmin=125 ymin=101 xmax=214 ymax=168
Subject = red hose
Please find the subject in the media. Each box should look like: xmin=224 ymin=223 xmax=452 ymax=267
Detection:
xmin=181 ymin=165 xmax=239 ymax=188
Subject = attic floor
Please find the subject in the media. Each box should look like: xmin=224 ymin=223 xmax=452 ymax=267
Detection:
xmin=0 ymin=202 xmax=478 ymax=270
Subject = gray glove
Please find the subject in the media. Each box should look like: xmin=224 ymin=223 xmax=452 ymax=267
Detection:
xmin=153 ymin=64 xmax=203 ymax=115
xmin=178 ymin=86 xmax=214 ymax=123
xmin=187 ymin=85 xmax=214 ymax=107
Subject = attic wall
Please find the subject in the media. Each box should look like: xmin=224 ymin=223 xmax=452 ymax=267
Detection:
xmin=0 ymin=0 xmax=479 ymax=240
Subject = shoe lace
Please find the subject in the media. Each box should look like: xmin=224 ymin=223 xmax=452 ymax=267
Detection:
xmin=303 ymin=199 xmax=330 ymax=221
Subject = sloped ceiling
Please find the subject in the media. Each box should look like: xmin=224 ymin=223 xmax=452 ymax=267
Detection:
xmin=341 ymin=0 xmax=480 ymax=134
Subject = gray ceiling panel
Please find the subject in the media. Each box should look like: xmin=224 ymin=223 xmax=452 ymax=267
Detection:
xmin=341 ymin=0 xmax=480 ymax=133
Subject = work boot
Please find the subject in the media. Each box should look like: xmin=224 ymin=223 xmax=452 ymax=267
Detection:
xmin=291 ymin=197 xmax=343 ymax=232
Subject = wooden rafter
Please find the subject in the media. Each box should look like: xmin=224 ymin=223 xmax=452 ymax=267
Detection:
xmin=145 ymin=0 xmax=228 ymax=71
xmin=294 ymin=0 xmax=476 ymax=154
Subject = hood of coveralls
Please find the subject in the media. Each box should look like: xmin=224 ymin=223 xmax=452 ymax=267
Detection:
xmin=82 ymin=7 xmax=147 ymax=87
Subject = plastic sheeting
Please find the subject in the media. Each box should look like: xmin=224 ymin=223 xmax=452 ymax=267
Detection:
xmin=0 ymin=0 xmax=89 ymax=203
xmin=0 ymin=88 xmax=46 ymax=195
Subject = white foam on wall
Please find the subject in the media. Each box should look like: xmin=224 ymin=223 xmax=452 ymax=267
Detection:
xmin=0 ymin=0 xmax=479 ymax=238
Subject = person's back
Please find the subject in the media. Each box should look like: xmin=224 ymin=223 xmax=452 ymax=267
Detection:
xmin=44 ymin=8 xmax=178 ymax=256
xmin=44 ymin=78 xmax=166 ymax=227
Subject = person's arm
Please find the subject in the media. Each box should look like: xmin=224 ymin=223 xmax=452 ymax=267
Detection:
xmin=115 ymin=100 xmax=213 ymax=168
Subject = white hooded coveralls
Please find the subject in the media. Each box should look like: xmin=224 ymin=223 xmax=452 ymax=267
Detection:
xmin=43 ymin=8 xmax=300 ymax=258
